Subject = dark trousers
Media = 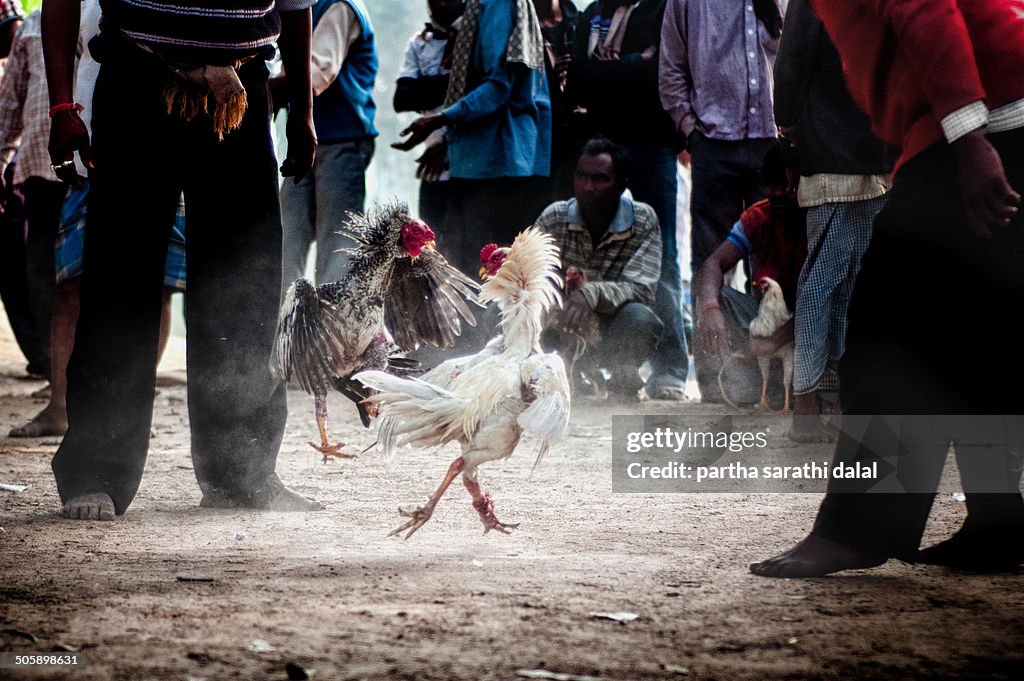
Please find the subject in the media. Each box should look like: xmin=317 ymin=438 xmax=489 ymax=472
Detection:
xmin=688 ymin=133 xmax=774 ymax=392
xmin=688 ymin=133 xmax=774 ymax=272
xmin=444 ymin=176 xmax=551 ymax=275
xmin=443 ymin=176 xmax=551 ymax=353
xmin=21 ymin=177 xmax=67 ymax=378
xmin=542 ymin=301 xmax=663 ymax=387
xmin=627 ymin=144 xmax=688 ymax=389
xmin=52 ymin=40 xmax=288 ymax=514
xmin=811 ymin=130 xmax=1024 ymax=558
xmin=0 ymin=177 xmax=48 ymax=376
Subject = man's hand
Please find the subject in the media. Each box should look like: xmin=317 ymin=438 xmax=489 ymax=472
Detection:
xmin=953 ymin=129 xmax=1021 ymax=238
xmin=747 ymin=336 xmax=780 ymax=358
xmin=558 ymin=289 xmax=596 ymax=335
xmin=48 ymin=110 xmax=91 ymax=188
xmin=697 ymin=305 xmax=732 ymax=358
xmin=280 ymin=111 xmax=316 ymax=183
xmin=393 ymin=113 xmax=446 ymax=152
xmin=416 ymin=139 xmax=448 ymax=182
xmin=746 ymin=320 xmax=794 ymax=359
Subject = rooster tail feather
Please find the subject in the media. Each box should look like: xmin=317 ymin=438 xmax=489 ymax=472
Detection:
xmin=355 ymin=370 xmax=471 ymax=450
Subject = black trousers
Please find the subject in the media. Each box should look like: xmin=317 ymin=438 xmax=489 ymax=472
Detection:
xmin=0 ymin=175 xmax=49 ymax=376
xmin=51 ymin=39 xmax=288 ymax=513
xmin=811 ymin=129 xmax=1024 ymax=558
xmin=21 ymin=177 xmax=67 ymax=378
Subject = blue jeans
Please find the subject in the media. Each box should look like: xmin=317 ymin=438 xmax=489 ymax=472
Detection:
xmin=627 ymin=144 xmax=688 ymax=390
xmin=280 ymin=137 xmax=374 ymax=294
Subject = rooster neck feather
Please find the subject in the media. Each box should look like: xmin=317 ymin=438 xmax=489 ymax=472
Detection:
xmin=480 ymin=227 xmax=562 ymax=358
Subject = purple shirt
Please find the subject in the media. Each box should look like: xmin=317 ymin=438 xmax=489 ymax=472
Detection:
xmin=659 ymin=0 xmax=781 ymax=141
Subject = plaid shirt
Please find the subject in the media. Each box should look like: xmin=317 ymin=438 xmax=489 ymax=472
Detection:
xmin=535 ymin=195 xmax=662 ymax=315
xmin=0 ymin=11 xmax=60 ymax=184
xmin=0 ymin=0 xmax=22 ymax=26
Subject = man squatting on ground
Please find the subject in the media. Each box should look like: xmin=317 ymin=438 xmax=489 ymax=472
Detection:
xmin=536 ymin=137 xmax=664 ymax=401
xmin=42 ymin=0 xmax=320 ymax=520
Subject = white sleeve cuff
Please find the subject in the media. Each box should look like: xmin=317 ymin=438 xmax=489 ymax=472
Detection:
xmin=940 ymin=101 xmax=989 ymax=143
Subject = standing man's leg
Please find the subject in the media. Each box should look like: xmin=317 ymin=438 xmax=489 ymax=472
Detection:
xmin=52 ymin=51 xmax=182 ymax=519
xmin=183 ymin=61 xmax=318 ymax=511
xmin=627 ymin=144 xmax=688 ymax=399
xmin=0 ymin=175 xmax=49 ymax=377
xmin=279 ymin=156 xmax=316 ymax=300
xmin=688 ymin=135 xmax=771 ymax=399
xmin=21 ymin=177 xmax=67 ymax=382
xmin=312 ymin=138 xmax=374 ymax=285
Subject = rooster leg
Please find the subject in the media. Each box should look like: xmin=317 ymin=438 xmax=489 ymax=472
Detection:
xmin=755 ymin=358 xmax=770 ymax=410
xmin=309 ymin=394 xmax=357 ymax=463
xmin=389 ymin=457 xmax=466 ymax=539
xmin=463 ymin=477 xmax=519 ymax=535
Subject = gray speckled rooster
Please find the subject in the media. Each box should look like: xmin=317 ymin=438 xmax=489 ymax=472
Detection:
xmin=271 ymin=201 xmax=479 ymax=460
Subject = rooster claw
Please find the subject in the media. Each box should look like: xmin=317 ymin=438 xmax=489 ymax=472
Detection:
xmin=309 ymin=441 xmax=358 ymax=464
xmin=483 ymin=519 xmax=519 ymax=535
xmin=388 ymin=505 xmax=434 ymax=539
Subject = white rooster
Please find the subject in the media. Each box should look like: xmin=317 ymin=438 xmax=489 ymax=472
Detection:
xmin=749 ymin=276 xmax=794 ymax=413
xmin=355 ymin=227 xmax=571 ymax=538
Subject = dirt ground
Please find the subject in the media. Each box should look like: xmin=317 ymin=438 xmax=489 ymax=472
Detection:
xmin=2 ymin=316 xmax=1023 ymax=681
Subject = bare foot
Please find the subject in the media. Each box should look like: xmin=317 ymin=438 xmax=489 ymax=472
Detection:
xmin=786 ymin=416 xmax=837 ymax=443
xmin=9 ymin=405 xmax=68 ymax=438
xmin=750 ymin=534 xmax=886 ymax=577
xmin=264 ymin=485 xmax=323 ymax=512
xmin=200 ymin=484 xmax=323 ymax=512
xmin=61 ymin=493 xmax=116 ymax=521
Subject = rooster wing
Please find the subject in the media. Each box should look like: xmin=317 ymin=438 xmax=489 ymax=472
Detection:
xmin=517 ymin=352 xmax=571 ymax=473
xmin=384 ymin=248 xmax=480 ymax=351
xmin=271 ymin=280 xmax=352 ymax=396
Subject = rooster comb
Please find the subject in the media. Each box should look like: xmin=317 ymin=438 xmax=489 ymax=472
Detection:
xmin=480 ymin=243 xmax=500 ymax=263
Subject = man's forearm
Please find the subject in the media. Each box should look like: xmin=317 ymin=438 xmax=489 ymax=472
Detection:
xmin=41 ymin=0 xmax=81 ymax=107
xmin=278 ymin=9 xmax=314 ymax=117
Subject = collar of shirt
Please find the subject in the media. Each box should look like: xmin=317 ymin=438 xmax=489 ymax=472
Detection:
xmin=565 ymin=195 xmax=635 ymax=243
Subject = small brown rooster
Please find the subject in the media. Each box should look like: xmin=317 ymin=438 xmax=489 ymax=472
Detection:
xmin=749 ymin=276 xmax=794 ymax=412
xmin=357 ymin=228 xmax=571 ymax=538
xmin=271 ymin=201 xmax=480 ymax=461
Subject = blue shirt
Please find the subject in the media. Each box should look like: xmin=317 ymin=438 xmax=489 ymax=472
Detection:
xmin=442 ymin=0 xmax=551 ymax=179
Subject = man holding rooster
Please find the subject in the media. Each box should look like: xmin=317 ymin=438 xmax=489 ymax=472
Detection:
xmin=536 ymin=137 xmax=664 ymax=402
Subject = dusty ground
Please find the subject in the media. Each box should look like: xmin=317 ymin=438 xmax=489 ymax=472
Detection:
xmin=2 ymin=316 xmax=1023 ymax=681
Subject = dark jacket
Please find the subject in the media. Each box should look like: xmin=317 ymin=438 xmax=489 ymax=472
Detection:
xmin=570 ymin=0 xmax=678 ymax=148
xmin=773 ymin=0 xmax=895 ymax=176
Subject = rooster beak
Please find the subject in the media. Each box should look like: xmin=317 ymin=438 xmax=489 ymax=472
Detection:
xmin=479 ymin=266 xmax=491 ymax=280
xmin=423 ymin=240 xmax=436 ymax=252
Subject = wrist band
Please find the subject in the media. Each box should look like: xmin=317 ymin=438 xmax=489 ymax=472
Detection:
xmin=700 ymin=301 xmax=721 ymax=313
xmin=49 ymin=103 xmax=84 ymax=118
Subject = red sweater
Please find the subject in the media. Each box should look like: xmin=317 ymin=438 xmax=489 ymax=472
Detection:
xmin=808 ymin=0 xmax=1024 ymax=171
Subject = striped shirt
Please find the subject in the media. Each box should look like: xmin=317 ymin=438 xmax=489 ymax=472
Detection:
xmin=535 ymin=195 xmax=662 ymax=314
xmin=99 ymin=0 xmax=315 ymax=64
